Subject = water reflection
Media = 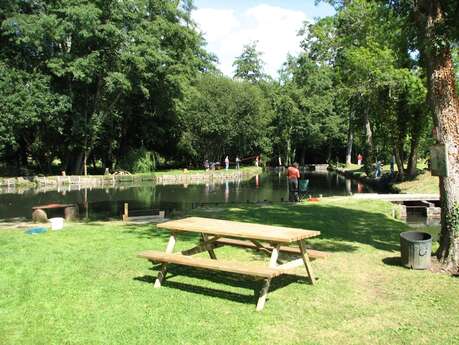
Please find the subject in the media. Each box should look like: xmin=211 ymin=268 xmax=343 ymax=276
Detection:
xmin=0 ymin=172 xmax=372 ymax=221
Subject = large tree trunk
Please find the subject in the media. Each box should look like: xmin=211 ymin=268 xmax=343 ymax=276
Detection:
xmin=345 ymin=112 xmax=353 ymax=165
xmin=418 ymin=0 xmax=459 ymax=271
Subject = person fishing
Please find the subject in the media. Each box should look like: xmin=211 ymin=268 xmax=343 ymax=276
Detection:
xmin=287 ymin=162 xmax=300 ymax=202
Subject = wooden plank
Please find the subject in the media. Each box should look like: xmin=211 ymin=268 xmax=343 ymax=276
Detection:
xmin=269 ymin=244 xmax=280 ymax=268
xmin=276 ymin=258 xmax=305 ymax=270
xmin=250 ymin=239 xmax=274 ymax=256
xmin=181 ymin=236 xmax=221 ymax=256
xmin=256 ymin=278 xmax=271 ymax=311
xmin=138 ymin=251 xmax=285 ymax=279
xmin=298 ymin=240 xmax=315 ymax=285
xmin=32 ymin=203 xmax=75 ymax=210
xmin=154 ymin=234 xmax=176 ymax=288
xmin=201 ymin=233 xmax=217 ymax=259
xmin=215 ymin=238 xmax=329 ymax=259
xmin=157 ymin=217 xmax=320 ymax=243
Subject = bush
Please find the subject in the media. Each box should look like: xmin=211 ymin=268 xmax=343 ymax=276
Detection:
xmin=118 ymin=148 xmax=160 ymax=173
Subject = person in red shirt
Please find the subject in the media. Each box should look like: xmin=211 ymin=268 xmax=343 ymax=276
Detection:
xmin=287 ymin=162 xmax=300 ymax=202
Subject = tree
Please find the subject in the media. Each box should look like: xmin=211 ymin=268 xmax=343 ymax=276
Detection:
xmin=411 ymin=0 xmax=459 ymax=271
xmin=180 ymin=73 xmax=273 ymax=164
xmin=233 ymin=41 xmax=266 ymax=83
xmin=0 ymin=0 xmax=211 ymax=174
xmin=0 ymin=64 xmax=69 ymax=173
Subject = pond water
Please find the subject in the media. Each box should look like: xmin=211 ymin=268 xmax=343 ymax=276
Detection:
xmin=0 ymin=172 xmax=371 ymax=221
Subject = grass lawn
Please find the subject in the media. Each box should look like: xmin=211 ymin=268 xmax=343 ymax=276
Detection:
xmin=395 ymin=171 xmax=439 ymax=194
xmin=1 ymin=199 xmax=458 ymax=345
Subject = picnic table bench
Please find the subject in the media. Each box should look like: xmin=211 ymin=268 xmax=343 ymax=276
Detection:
xmin=138 ymin=217 xmax=323 ymax=311
xmin=32 ymin=203 xmax=79 ymax=221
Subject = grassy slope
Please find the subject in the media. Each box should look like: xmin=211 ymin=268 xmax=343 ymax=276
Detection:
xmin=1 ymin=200 xmax=458 ymax=345
xmin=339 ymin=162 xmax=439 ymax=194
xmin=395 ymin=171 xmax=439 ymax=194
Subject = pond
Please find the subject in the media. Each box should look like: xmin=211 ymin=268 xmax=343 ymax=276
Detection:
xmin=0 ymin=172 xmax=372 ymax=221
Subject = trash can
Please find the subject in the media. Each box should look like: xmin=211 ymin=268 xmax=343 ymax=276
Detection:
xmin=400 ymin=231 xmax=432 ymax=269
xmin=49 ymin=217 xmax=64 ymax=231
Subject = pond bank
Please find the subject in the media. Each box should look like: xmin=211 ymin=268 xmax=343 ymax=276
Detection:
xmin=0 ymin=167 xmax=262 ymax=191
xmin=332 ymin=165 xmax=434 ymax=194
xmin=332 ymin=166 xmax=395 ymax=193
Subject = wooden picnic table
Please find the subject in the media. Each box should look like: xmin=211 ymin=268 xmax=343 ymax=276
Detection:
xmin=138 ymin=217 xmax=322 ymax=311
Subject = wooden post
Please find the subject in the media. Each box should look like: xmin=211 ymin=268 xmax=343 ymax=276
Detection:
xmin=154 ymin=233 xmax=177 ymax=288
xmin=123 ymin=203 xmax=129 ymax=222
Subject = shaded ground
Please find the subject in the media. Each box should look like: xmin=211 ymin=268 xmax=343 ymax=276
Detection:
xmin=0 ymin=199 xmax=457 ymax=345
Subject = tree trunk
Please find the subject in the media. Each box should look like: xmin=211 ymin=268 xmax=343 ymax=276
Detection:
xmin=363 ymin=105 xmax=374 ymax=175
xmin=418 ymin=0 xmax=459 ymax=271
xmin=286 ymin=137 xmax=291 ymax=166
xmin=346 ymin=112 xmax=353 ymax=165
xmin=394 ymin=146 xmax=405 ymax=181
xmin=406 ymin=137 xmax=419 ymax=178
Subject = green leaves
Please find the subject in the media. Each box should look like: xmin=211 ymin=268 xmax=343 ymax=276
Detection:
xmin=233 ymin=41 xmax=267 ymax=83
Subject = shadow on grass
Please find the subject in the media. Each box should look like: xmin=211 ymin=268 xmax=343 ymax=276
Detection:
xmin=123 ymin=202 xmax=407 ymax=254
xmin=189 ymin=203 xmax=406 ymax=253
xmin=382 ymin=256 xmax=402 ymax=267
xmin=134 ymin=264 xmax=309 ymax=305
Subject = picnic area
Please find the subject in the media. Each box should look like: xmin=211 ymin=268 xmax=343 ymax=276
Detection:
xmin=1 ymin=199 xmax=458 ymax=345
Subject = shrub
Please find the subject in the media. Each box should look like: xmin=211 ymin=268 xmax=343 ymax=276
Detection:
xmin=118 ymin=148 xmax=160 ymax=173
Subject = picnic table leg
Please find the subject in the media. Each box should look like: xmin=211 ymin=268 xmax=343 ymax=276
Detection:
xmin=256 ymin=244 xmax=280 ymax=311
xmin=201 ymin=233 xmax=217 ymax=260
xmin=298 ymin=240 xmax=316 ymax=285
xmin=154 ymin=233 xmax=177 ymax=288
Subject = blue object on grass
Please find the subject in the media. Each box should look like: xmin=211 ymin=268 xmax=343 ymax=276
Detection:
xmin=25 ymin=227 xmax=48 ymax=235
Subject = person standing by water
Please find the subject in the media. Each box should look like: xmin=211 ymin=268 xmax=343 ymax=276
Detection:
xmin=224 ymin=156 xmax=229 ymax=170
xmin=235 ymin=156 xmax=240 ymax=170
xmin=375 ymin=160 xmax=382 ymax=178
xmin=255 ymin=156 xmax=259 ymax=167
xmin=287 ymin=162 xmax=300 ymax=202
xmin=357 ymin=153 xmax=363 ymax=166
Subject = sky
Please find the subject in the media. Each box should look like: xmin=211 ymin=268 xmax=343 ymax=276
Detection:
xmin=192 ymin=0 xmax=335 ymax=77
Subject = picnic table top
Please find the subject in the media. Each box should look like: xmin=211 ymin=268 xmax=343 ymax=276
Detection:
xmin=156 ymin=217 xmax=320 ymax=243
xmin=32 ymin=203 xmax=76 ymax=210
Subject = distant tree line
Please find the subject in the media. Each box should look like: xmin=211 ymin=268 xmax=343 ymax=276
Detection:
xmin=0 ymin=0 xmax=457 ymax=178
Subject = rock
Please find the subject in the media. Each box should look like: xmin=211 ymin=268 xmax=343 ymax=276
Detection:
xmin=64 ymin=206 xmax=79 ymax=221
xmin=32 ymin=209 xmax=48 ymax=223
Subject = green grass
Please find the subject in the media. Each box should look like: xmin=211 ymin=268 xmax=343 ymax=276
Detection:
xmin=395 ymin=171 xmax=439 ymax=194
xmin=1 ymin=199 xmax=458 ymax=345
